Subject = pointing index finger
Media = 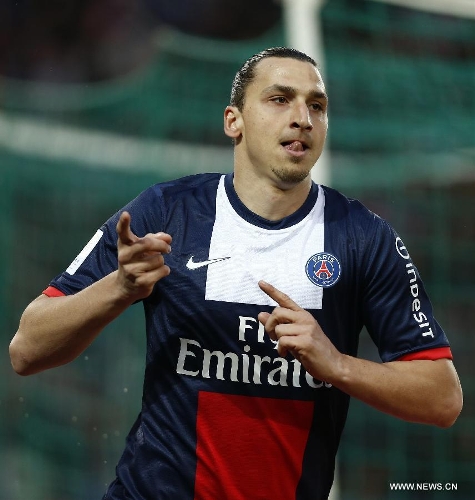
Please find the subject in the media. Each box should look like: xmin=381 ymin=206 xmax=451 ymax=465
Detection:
xmin=116 ymin=211 xmax=137 ymax=245
xmin=258 ymin=280 xmax=302 ymax=311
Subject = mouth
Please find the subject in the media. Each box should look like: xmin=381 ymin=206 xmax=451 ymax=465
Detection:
xmin=281 ymin=140 xmax=309 ymax=155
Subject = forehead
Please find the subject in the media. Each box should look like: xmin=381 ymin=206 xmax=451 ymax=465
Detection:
xmin=250 ymin=57 xmax=325 ymax=95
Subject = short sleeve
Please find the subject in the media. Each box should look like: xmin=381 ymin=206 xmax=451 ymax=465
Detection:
xmin=361 ymin=218 xmax=450 ymax=362
xmin=48 ymin=186 xmax=164 ymax=296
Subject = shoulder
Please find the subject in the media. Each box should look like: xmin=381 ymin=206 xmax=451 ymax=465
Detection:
xmin=321 ymin=185 xmax=389 ymax=233
xmin=104 ymin=173 xmax=223 ymax=235
xmin=127 ymin=173 xmax=223 ymax=213
xmin=320 ymin=185 xmax=399 ymax=275
xmin=148 ymin=173 xmax=223 ymax=200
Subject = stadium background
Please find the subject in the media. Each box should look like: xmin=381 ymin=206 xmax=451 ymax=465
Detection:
xmin=1 ymin=0 xmax=474 ymax=498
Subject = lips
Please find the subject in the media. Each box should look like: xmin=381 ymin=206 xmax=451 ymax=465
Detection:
xmin=281 ymin=140 xmax=308 ymax=152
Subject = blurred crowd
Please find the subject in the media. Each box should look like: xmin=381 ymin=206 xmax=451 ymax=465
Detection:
xmin=0 ymin=0 xmax=281 ymax=84
xmin=0 ymin=0 xmax=157 ymax=83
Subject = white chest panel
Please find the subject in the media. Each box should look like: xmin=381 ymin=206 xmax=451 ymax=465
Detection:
xmin=205 ymin=177 xmax=325 ymax=308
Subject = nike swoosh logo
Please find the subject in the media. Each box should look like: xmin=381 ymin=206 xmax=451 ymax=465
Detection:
xmin=186 ymin=256 xmax=231 ymax=270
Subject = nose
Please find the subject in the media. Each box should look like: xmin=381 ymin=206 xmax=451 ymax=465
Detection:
xmin=291 ymin=102 xmax=313 ymax=131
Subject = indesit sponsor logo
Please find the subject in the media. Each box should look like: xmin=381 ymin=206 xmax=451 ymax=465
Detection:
xmin=395 ymin=237 xmax=434 ymax=339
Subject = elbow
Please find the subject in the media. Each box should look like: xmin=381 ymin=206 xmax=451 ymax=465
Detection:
xmin=426 ymin=359 xmax=464 ymax=429
xmin=435 ymin=388 xmax=463 ymax=429
xmin=9 ymin=336 xmax=38 ymax=376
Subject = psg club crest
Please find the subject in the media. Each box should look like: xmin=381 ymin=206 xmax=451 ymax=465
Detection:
xmin=306 ymin=252 xmax=341 ymax=288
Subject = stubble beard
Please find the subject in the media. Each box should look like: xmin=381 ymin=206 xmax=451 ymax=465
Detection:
xmin=270 ymin=158 xmax=312 ymax=185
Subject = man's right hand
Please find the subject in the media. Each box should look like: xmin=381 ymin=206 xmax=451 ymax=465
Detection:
xmin=116 ymin=211 xmax=172 ymax=301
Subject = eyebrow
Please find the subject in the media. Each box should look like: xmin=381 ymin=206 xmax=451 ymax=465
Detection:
xmin=262 ymin=84 xmax=328 ymax=101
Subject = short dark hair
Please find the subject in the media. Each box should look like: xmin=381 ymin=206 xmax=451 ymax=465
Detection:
xmin=230 ymin=47 xmax=318 ymax=111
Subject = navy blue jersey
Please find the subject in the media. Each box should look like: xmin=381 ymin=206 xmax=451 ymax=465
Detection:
xmin=48 ymin=173 xmax=450 ymax=500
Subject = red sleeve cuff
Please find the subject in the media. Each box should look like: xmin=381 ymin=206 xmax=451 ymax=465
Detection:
xmin=397 ymin=346 xmax=453 ymax=361
xmin=42 ymin=286 xmax=66 ymax=297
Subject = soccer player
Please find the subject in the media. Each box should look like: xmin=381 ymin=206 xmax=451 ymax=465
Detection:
xmin=10 ymin=47 xmax=462 ymax=500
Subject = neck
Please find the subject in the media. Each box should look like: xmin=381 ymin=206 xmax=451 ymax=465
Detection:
xmin=232 ymin=168 xmax=313 ymax=221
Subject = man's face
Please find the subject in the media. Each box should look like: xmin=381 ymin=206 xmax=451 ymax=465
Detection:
xmin=229 ymin=57 xmax=328 ymax=187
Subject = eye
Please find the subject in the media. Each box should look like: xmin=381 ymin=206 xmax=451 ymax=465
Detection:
xmin=271 ymin=96 xmax=288 ymax=104
xmin=309 ymin=102 xmax=323 ymax=111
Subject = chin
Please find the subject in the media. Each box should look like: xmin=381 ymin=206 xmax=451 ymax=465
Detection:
xmin=272 ymin=166 xmax=310 ymax=185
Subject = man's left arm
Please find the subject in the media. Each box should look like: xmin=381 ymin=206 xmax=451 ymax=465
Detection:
xmin=258 ymin=281 xmax=463 ymax=428
xmin=327 ymin=356 xmax=461 ymax=428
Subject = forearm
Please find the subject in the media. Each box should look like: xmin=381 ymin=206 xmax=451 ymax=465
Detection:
xmin=327 ymin=356 xmax=462 ymax=428
xmin=9 ymin=271 xmax=134 ymax=375
xmin=258 ymin=281 xmax=463 ymax=428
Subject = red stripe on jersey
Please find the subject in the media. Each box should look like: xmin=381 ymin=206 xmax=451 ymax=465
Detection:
xmin=194 ymin=392 xmax=314 ymax=500
xmin=42 ymin=286 xmax=66 ymax=297
xmin=398 ymin=347 xmax=453 ymax=361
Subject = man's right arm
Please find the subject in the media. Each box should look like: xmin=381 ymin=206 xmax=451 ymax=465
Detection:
xmin=9 ymin=212 xmax=172 ymax=376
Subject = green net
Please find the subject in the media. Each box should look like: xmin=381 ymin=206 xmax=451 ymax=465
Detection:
xmin=1 ymin=1 xmax=474 ymax=499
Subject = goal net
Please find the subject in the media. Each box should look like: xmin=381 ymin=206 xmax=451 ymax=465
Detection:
xmin=1 ymin=1 xmax=474 ymax=498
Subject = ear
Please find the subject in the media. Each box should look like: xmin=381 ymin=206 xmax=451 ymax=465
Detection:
xmin=224 ymin=106 xmax=243 ymax=139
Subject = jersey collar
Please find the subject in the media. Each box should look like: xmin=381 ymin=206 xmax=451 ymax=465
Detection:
xmin=224 ymin=173 xmax=320 ymax=230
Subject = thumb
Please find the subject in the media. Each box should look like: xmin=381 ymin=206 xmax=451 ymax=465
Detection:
xmin=258 ymin=312 xmax=271 ymax=326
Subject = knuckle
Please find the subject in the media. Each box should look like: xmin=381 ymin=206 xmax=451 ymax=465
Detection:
xmin=118 ymin=253 xmax=130 ymax=266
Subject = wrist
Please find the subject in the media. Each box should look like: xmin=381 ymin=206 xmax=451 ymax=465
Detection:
xmin=106 ymin=271 xmax=141 ymax=307
xmin=327 ymin=353 xmax=353 ymax=389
